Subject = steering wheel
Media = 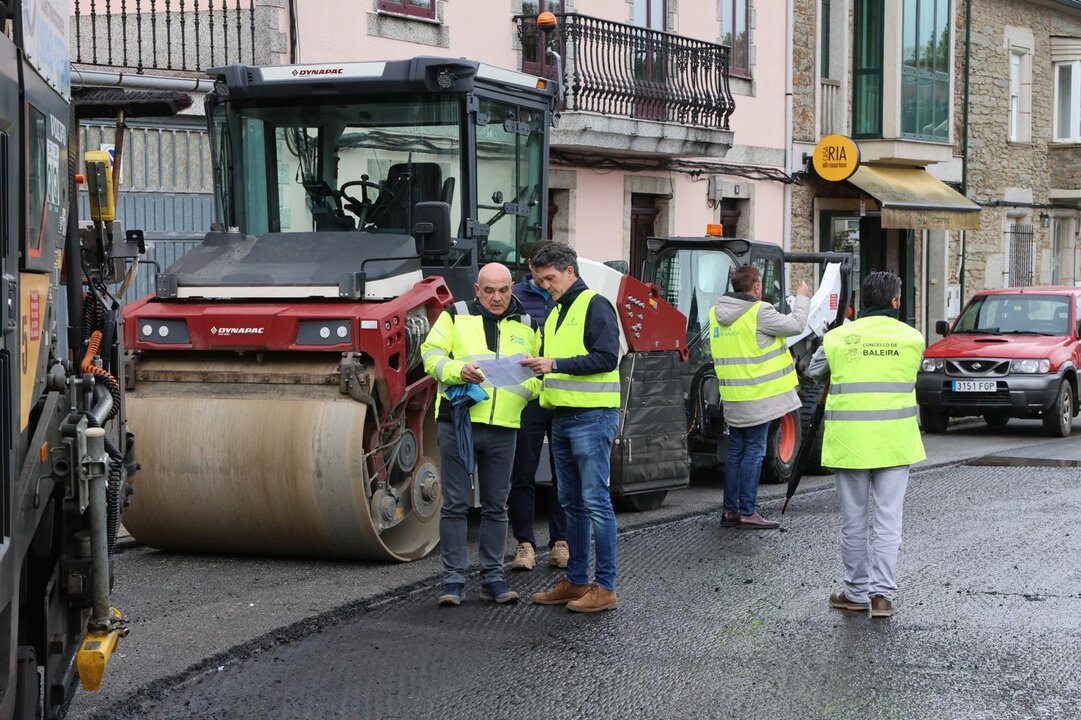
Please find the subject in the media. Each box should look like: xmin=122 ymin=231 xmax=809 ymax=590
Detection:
xmin=339 ymin=175 xmax=394 ymax=227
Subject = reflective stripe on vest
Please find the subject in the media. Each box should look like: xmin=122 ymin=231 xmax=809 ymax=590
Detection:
xmin=708 ymin=304 xmax=797 ymax=403
xmin=540 ymin=289 xmax=621 ymax=409
xmin=432 ymin=305 xmax=539 ymax=429
xmin=820 ymin=316 xmax=927 ymax=469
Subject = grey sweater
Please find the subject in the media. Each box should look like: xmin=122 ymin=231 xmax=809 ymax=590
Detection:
xmin=713 ymin=293 xmax=810 ymax=428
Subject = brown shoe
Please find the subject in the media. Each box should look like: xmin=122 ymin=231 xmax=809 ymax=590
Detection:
xmin=870 ymin=595 xmax=895 ymax=618
xmin=829 ymin=591 xmax=870 ymax=612
xmin=738 ymin=512 xmax=779 ymax=529
xmin=721 ymin=511 xmax=740 ymax=526
xmin=566 ymin=584 xmax=618 ymax=613
xmin=530 ymin=578 xmax=590 ymax=605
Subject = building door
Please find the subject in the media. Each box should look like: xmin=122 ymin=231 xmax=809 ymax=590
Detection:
xmin=857 ymin=216 xmax=915 ymax=324
xmin=630 ymin=194 xmax=659 ymax=276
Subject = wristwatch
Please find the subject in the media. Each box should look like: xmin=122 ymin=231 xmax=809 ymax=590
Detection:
xmin=551 ymin=359 xmax=558 ymax=373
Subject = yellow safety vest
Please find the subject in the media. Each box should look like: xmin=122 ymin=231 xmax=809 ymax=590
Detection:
xmin=540 ymin=289 xmax=621 ymax=409
xmin=708 ymin=303 xmax=798 ymax=403
xmin=821 ymin=315 xmax=927 ymax=469
xmin=420 ymin=301 xmax=541 ymax=429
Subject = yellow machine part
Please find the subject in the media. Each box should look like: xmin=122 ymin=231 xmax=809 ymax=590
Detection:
xmin=76 ymin=608 xmax=125 ymax=691
xmin=122 ymin=356 xmax=441 ymax=561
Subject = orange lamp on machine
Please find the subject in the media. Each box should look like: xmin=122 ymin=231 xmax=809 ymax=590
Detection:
xmin=537 ymin=11 xmax=557 ymax=29
xmin=706 ymin=223 xmax=723 ymax=237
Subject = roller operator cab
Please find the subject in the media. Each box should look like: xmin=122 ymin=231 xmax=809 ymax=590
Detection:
xmin=121 ymin=58 xmax=562 ymax=561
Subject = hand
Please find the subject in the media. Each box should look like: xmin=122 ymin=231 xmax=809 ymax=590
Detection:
xmin=521 ymin=356 xmax=554 ymax=374
xmin=796 ymin=281 xmax=811 ymax=298
xmin=460 ymin=364 xmax=485 ymax=384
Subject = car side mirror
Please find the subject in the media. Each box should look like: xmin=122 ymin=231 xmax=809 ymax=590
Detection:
xmin=935 ymin=320 xmax=949 ymax=337
xmin=413 ymin=201 xmax=451 ymax=258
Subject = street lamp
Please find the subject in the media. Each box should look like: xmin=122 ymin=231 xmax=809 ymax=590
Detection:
xmin=1039 ymin=212 xmax=1050 ymax=229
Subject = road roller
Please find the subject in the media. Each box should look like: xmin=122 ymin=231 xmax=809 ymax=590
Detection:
xmin=121 ymin=57 xmax=560 ymax=560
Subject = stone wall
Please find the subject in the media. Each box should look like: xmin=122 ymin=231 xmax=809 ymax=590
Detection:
xmin=1050 ymin=145 xmax=1081 ymax=192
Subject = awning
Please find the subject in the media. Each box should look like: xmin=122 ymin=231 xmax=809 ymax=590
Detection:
xmin=847 ymin=165 xmax=981 ymax=231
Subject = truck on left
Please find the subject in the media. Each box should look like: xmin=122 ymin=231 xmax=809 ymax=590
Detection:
xmin=1 ymin=1 xmax=143 ymax=716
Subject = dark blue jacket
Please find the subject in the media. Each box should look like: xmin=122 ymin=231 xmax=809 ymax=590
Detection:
xmin=513 ymin=276 xmax=556 ymax=333
xmin=543 ymin=278 xmax=620 ymax=376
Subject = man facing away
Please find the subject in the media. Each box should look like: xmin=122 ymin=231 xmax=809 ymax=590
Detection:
xmin=421 ymin=262 xmax=541 ymax=607
xmin=507 ymin=242 xmax=569 ymax=572
xmin=711 ymin=265 xmax=810 ymax=529
xmin=808 ymin=271 xmax=926 ymax=618
xmin=521 ymin=242 xmax=622 ymax=613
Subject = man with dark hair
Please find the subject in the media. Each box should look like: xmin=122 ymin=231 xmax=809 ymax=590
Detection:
xmin=521 ymin=242 xmax=623 ymax=612
xmin=507 ymin=242 xmax=569 ymax=571
xmin=712 ymin=265 xmax=810 ymax=529
xmin=808 ymin=271 xmax=925 ymax=618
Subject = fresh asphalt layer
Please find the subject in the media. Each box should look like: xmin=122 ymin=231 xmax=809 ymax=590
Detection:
xmin=68 ymin=420 xmax=1078 ymax=719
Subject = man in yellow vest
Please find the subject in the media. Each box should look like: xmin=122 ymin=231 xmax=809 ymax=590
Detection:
xmin=422 ymin=262 xmax=541 ymax=607
xmin=808 ymin=271 xmax=926 ymax=618
xmin=521 ymin=243 xmax=622 ymax=613
xmin=712 ymin=265 xmax=810 ymax=529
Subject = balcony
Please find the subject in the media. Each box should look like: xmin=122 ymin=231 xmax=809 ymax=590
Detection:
xmin=70 ymin=0 xmax=269 ymax=74
xmin=819 ymin=78 xmax=841 ymax=138
xmin=515 ymin=13 xmax=735 ymax=159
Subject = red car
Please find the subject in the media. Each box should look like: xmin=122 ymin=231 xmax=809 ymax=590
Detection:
xmin=916 ymin=287 xmax=1081 ymax=437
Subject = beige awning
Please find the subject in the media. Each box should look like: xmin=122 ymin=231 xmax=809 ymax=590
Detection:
xmin=847 ymin=165 xmax=981 ymax=231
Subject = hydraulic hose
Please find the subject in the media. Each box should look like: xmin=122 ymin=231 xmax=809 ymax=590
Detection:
xmin=82 ymin=330 xmax=121 ymax=422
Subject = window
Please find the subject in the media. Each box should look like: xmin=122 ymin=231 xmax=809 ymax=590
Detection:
xmin=853 ymin=0 xmax=883 ymax=137
xmin=953 ymin=294 xmax=1070 ymax=336
xmin=1055 ymin=61 xmax=1081 ymax=142
xmin=27 ymin=108 xmax=47 ymax=259
xmin=1004 ymin=222 xmax=1035 ymax=288
xmin=821 ymin=0 xmax=831 ymax=78
xmin=721 ymin=0 xmax=749 ymax=77
xmin=633 ymin=0 xmax=666 ymax=30
xmin=900 ymin=0 xmax=950 ymax=141
xmin=0 ymin=132 xmax=6 ymax=256
xmin=1009 ymin=52 xmax=1021 ymax=141
xmin=376 ymin=0 xmax=435 ymax=20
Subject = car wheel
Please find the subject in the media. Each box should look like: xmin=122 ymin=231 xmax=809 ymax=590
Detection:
xmin=1042 ymin=381 xmax=1074 ymax=438
xmin=919 ymin=405 xmax=949 ymax=434
xmin=983 ymin=414 xmax=1009 ymax=428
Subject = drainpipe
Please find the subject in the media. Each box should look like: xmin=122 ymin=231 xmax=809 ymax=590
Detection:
xmin=71 ymin=68 xmax=215 ymax=93
xmin=959 ymin=0 xmax=972 ymax=303
xmin=783 ymin=0 xmax=795 ymax=265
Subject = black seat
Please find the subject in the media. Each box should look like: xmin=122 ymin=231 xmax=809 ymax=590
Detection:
xmin=367 ymin=162 xmax=443 ymax=230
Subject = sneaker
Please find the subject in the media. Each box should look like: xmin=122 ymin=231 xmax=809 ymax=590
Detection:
xmin=828 ymin=591 xmax=870 ymax=612
xmin=721 ymin=511 xmax=740 ymax=526
xmin=509 ymin=542 xmax=536 ymax=571
xmin=567 ymin=584 xmax=618 ymax=613
xmin=438 ymin=583 xmax=464 ymax=607
xmin=480 ymin=580 xmax=520 ymax=604
xmin=530 ymin=578 xmax=590 ymax=605
xmin=737 ymin=512 xmax=779 ymax=529
xmin=549 ymin=540 xmax=569 ymax=569
xmin=870 ymin=595 xmax=895 ymax=618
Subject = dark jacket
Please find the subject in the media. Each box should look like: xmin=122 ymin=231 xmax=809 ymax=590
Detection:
xmin=542 ymin=278 xmax=620 ymax=376
xmin=513 ymin=276 xmax=556 ymax=333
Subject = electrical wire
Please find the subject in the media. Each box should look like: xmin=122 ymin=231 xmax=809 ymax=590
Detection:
xmin=550 ymin=150 xmax=799 ymax=184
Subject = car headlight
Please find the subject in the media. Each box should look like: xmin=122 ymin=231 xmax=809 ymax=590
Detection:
xmin=921 ymin=358 xmax=944 ymax=372
xmin=1009 ymin=358 xmax=1050 ymax=373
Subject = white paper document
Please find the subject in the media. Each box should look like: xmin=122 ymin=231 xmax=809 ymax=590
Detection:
xmin=476 ymin=354 xmax=537 ymax=388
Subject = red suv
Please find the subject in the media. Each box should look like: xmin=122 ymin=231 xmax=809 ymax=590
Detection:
xmin=916 ymin=287 xmax=1081 ymax=437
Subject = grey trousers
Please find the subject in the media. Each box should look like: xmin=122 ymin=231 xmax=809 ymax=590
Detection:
xmin=835 ymin=465 xmax=909 ymax=603
xmin=437 ymin=421 xmax=517 ymax=586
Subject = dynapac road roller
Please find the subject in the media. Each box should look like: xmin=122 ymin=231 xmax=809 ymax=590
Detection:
xmin=121 ymin=58 xmax=565 ymax=561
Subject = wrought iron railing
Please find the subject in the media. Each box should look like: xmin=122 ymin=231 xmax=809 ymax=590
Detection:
xmin=819 ymin=78 xmax=841 ymax=137
xmin=516 ymin=13 xmax=734 ymax=130
xmin=72 ymin=0 xmax=257 ymax=73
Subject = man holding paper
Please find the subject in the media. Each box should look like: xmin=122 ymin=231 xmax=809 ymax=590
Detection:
xmin=421 ymin=263 xmax=541 ymax=607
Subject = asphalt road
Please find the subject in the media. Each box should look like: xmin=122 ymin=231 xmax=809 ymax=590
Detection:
xmin=68 ymin=418 xmax=1080 ymax=719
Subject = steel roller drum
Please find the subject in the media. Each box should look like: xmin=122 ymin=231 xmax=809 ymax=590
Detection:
xmin=123 ymin=358 xmax=441 ymax=561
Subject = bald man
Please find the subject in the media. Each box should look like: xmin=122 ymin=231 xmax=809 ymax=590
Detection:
xmin=422 ymin=262 xmax=542 ymax=606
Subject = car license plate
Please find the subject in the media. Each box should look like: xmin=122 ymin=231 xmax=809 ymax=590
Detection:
xmin=952 ymin=381 xmax=997 ymax=392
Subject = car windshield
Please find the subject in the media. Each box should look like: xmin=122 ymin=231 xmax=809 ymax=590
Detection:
xmin=952 ymin=294 xmax=1072 ymax=336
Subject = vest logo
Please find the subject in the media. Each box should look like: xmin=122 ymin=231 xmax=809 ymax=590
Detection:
xmin=844 ymin=334 xmax=860 ymax=345
xmin=510 ymin=335 xmax=526 ymax=346
xmin=713 ymin=327 xmax=720 ymax=338
xmin=210 ymin=326 xmax=266 ymax=336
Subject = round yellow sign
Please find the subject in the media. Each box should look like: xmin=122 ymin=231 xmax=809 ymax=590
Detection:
xmin=812 ymin=134 xmax=860 ymax=182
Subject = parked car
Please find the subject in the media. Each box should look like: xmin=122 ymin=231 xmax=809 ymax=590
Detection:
xmin=917 ymin=287 xmax=1081 ymax=437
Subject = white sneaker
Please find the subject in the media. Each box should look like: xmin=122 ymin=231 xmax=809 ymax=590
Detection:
xmin=549 ymin=540 xmax=569 ymax=569
xmin=509 ymin=542 xmax=535 ymax=571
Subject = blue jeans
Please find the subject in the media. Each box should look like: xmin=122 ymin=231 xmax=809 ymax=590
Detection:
xmin=723 ymin=421 xmax=770 ymax=516
xmin=551 ymin=408 xmax=619 ymax=591
xmin=437 ymin=421 xmax=517 ymax=586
